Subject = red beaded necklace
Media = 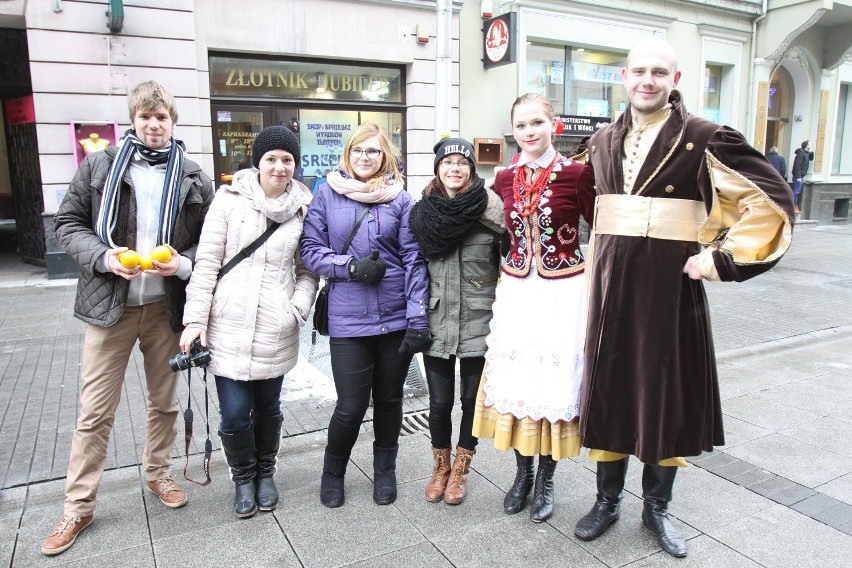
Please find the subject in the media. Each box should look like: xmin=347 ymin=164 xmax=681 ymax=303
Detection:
xmin=512 ymin=156 xmax=556 ymax=217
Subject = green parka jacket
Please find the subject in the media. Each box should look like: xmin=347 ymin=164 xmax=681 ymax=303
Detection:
xmin=425 ymin=190 xmax=504 ymax=359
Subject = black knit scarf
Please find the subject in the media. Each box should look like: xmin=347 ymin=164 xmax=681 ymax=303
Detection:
xmin=409 ymin=176 xmax=489 ymax=259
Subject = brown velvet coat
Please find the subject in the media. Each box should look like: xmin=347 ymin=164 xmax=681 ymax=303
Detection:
xmin=580 ymin=91 xmax=795 ymax=463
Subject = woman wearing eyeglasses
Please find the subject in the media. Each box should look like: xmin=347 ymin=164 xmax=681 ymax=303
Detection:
xmin=300 ymin=121 xmax=429 ymax=508
xmin=409 ymin=138 xmax=504 ymax=506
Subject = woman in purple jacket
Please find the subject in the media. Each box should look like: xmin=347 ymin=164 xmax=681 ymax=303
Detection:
xmin=300 ymin=122 xmax=430 ymax=508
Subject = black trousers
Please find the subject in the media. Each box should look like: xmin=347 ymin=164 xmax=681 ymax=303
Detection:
xmin=326 ymin=330 xmax=412 ymax=456
xmin=423 ymin=354 xmax=483 ymax=451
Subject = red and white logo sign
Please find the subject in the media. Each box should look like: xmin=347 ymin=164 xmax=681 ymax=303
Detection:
xmin=485 ymin=19 xmax=509 ymax=63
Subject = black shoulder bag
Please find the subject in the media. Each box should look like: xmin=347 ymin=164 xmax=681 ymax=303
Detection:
xmin=313 ymin=207 xmax=370 ymax=336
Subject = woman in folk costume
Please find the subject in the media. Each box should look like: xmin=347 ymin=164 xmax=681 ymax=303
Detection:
xmin=180 ymin=126 xmax=318 ymax=518
xmin=472 ymin=93 xmax=596 ymax=523
xmin=409 ymin=138 xmax=504 ymax=506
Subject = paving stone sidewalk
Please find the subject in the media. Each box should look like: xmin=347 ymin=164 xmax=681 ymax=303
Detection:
xmin=0 ymin=223 xmax=850 ymax=567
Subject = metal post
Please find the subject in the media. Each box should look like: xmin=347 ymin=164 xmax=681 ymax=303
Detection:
xmin=435 ymin=0 xmax=452 ymax=140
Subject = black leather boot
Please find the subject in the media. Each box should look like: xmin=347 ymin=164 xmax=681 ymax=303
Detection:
xmin=530 ymin=454 xmax=557 ymax=523
xmin=320 ymin=450 xmax=348 ymax=508
xmin=219 ymin=426 xmax=258 ymax=518
xmin=373 ymin=443 xmax=399 ymax=505
xmin=503 ymin=450 xmax=535 ymax=514
xmin=642 ymin=464 xmax=687 ymax=558
xmin=254 ymin=413 xmax=283 ymax=511
xmin=574 ymin=458 xmax=629 ymax=541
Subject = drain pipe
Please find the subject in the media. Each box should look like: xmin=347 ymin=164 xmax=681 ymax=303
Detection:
xmin=435 ymin=0 xmax=452 ymax=141
xmin=747 ymin=0 xmax=768 ymax=142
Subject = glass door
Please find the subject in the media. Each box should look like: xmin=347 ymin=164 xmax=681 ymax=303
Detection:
xmin=211 ymin=105 xmax=267 ymax=185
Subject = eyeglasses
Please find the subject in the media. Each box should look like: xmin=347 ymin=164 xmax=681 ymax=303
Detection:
xmin=440 ymin=159 xmax=472 ymax=169
xmin=349 ymin=148 xmax=382 ymax=158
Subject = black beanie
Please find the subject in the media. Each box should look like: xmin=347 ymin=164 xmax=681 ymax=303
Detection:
xmin=252 ymin=126 xmax=300 ymax=168
xmin=433 ymin=137 xmax=476 ymax=175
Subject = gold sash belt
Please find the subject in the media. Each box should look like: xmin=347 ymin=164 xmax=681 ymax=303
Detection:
xmin=593 ymin=194 xmax=707 ymax=242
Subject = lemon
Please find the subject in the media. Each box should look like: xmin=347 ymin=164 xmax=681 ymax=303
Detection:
xmin=139 ymin=257 xmax=155 ymax=271
xmin=118 ymin=250 xmax=141 ymax=269
xmin=149 ymin=245 xmax=172 ymax=264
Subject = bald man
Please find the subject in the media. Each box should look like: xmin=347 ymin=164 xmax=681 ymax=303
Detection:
xmin=575 ymin=38 xmax=795 ymax=557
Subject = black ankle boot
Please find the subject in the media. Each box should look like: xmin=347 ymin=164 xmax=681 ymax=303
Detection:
xmin=373 ymin=443 xmax=399 ymax=505
xmin=320 ymin=450 xmax=348 ymax=508
xmin=504 ymin=450 xmax=535 ymax=514
xmin=574 ymin=458 xmax=629 ymax=541
xmin=254 ymin=414 xmax=283 ymax=511
xmin=219 ymin=427 xmax=258 ymax=518
xmin=642 ymin=464 xmax=687 ymax=558
xmin=530 ymin=454 xmax=557 ymax=523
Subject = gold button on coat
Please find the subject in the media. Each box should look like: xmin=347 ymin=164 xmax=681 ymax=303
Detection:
xmin=685 ymin=142 xmax=694 ymax=151
xmin=665 ymin=185 xmax=675 ymax=193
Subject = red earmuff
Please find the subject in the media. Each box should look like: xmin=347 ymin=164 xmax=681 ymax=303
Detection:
xmin=554 ymin=119 xmax=565 ymax=135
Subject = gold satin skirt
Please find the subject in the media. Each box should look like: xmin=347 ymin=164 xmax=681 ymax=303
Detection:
xmin=472 ymin=377 xmax=582 ymax=461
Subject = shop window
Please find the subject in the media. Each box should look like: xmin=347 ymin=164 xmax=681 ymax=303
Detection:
xmin=525 ymin=43 xmax=627 ymax=120
xmin=703 ymin=65 xmax=722 ymax=123
xmin=209 ymin=54 xmax=406 ymax=190
xmin=832 ymin=83 xmax=851 ymax=175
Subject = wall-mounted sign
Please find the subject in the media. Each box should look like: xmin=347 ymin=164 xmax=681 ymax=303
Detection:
xmin=5 ymin=96 xmax=35 ymax=126
xmin=209 ymin=56 xmax=403 ymax=103
xmin=556 ymin=115 xmax=613 ymax=136
xmin=483 ymin=12 xmax=517 ymax=69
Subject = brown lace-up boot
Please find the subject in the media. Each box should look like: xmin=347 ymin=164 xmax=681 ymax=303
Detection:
xmin=424 ymin=447 xmax=451 ymax=502
xmin=444 ymin=446 xmax=474 ymax=505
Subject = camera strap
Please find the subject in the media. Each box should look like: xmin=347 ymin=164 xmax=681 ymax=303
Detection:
xmin=182 ymin=366 xmax=212 ymax=486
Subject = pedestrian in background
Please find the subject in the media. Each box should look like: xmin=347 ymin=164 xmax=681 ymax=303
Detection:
xmin=472 ymin=93 xmax=596 ymax=523
xmin=180 ymin=126 xmax=318 ymax=518
xmin=409 ymin=138 xmax=504 ymax=506
xmin=791 ymin=140 xmax=814 ymax=214
xmin=45 ymin=80 xmax=214 ymax=556
xmin=300 ymin=121 xmax=430 ymax=508
xmin=768 ymin=146 xmax=787 ymax=180
xmin=576 ymin=38 xmax=794 ymax=558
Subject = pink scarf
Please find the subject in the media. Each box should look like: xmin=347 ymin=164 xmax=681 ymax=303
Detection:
xmin=326 ymin=171 xmax=404 ymax=204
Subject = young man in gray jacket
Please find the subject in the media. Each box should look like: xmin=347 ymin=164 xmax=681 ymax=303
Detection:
xmin=43 ymin=81 xmax=214 ymax=556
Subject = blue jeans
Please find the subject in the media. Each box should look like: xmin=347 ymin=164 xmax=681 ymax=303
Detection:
xmin=215 ymin=375 xmax=284 ymax=434
xmin=792 ymin=178 xmax=804 ymax=206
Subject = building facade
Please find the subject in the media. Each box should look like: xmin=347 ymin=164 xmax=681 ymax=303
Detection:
xmin=1 ymin=0 xmax=460 ymax=277
xmin=0 ymin=1 xmax=848 ymax=278
xmin=457 ymin=0 xmax=852 ymax=224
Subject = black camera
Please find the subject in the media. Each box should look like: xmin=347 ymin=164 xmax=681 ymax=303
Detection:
xmin=169 ymin=338 xmax=211 ymax=372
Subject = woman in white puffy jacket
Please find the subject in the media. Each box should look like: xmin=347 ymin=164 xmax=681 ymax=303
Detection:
xmin=180 ymin=126 xmax=318 ymax=518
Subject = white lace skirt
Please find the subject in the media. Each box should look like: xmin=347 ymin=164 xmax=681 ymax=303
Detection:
xmin=482 ymin=264 xmax=587 ymax=423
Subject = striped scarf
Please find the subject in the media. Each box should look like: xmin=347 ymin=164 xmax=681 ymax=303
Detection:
xmin=95 ymin=129 xmax=185 ymax=247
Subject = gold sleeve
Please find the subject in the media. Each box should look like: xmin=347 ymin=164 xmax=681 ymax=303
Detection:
xmin=699 ymin=152 xmax=793 ymax=267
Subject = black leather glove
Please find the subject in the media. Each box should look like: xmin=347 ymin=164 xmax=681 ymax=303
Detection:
xmin=348 ymin=250 xmax=386 ymax=284
xmin=398 ymin=328 xmax=432 ymax=355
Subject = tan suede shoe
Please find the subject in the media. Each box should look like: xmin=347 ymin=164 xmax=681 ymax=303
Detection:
xmin=41 ymin=514 xmax=93 ymax=556
xmin=146 ymin=475 xmax=188 ymax=508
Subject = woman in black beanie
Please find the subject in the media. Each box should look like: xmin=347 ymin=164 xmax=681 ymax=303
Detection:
xmin=409 ymin=138 xmax=504 ymax=505
xmin=180 ymin=125 xmax=318 ymax=518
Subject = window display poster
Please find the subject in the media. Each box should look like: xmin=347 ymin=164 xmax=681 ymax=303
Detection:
xmin=550 ymin=61 xmax=564 ymax=85
xmin=526 ymin=62 xmax=548 ymax=95
xmin=300 ymin=109 xmax=359 ymax=181
xmin=577 ymin=98 xmax=609 ymax=117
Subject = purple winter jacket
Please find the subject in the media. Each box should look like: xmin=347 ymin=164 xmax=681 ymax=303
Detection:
xmin=300 ymin=182 xmax=428 ymax=338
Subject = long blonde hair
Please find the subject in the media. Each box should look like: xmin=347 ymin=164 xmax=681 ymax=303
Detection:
xmin=341 ymin=122 xmax=404 ymax=190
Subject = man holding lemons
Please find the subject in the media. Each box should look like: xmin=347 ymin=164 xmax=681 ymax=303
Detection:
xmin=45 ymin=81 xmax=214 ymax=556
